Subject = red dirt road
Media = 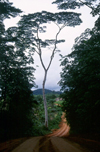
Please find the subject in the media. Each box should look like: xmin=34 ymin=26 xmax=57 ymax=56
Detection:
xmin=47 ymin=112 xmax=70 ymax=137
xmin=11 ymin=113 xmax=89 ymax=152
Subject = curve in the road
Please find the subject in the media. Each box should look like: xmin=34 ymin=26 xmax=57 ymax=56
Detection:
xmin=47 ymin=112 xmax=70 ymax=137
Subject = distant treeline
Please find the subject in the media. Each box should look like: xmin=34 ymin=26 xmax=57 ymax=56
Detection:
xmin=33 ymin=89 xmax=62 ymax=95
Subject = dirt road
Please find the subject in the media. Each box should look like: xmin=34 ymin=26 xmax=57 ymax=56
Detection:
xmin=0 ymin=112 xmax=99 ymax=152
xmin=12 ymin=113 xmax=89 ymax=152
xmin=12 ymin=136 xmax=89 ymax=152
xmin=48 ymin=112 xmax=70 ymax=137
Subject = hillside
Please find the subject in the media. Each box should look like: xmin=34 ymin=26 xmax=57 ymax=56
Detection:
xmin=33 ymin=89 xmax=62 ymax=95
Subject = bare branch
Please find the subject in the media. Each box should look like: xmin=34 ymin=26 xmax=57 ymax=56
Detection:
xmin=46 ymin=21 xmax=67 ymax=71
xmin=53 ymin=21 xmax=67 ymax=30
xmin=79 ymin=0 xmax=100 ymax=16
xmin=53 ymin=21 xmax=60 ymax=29
xmin=36 ymin=24 xmax=46 ymax=71
xmin=47 ymin=27 xmax=62 ymax=71
xmin=35 ymin=49 xmax=40 ymax=55
xmin=79 ymin=0 xmax=93 ymax=9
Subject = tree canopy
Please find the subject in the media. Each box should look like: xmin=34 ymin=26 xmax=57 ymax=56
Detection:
xmin=0 ymin=0 xmax=22 ymax=21
xmin=52 ymin=0 xmax=100 ymax=16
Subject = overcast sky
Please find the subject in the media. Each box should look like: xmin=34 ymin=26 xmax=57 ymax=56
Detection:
xmin=4 ymin=0 xmax=98 ymax=91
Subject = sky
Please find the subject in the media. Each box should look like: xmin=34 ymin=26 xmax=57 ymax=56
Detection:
xmin=4 ymin=0 xmax=98 ymax=91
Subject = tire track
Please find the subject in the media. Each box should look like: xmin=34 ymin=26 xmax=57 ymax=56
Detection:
xmin=33 ymin=136 xmax=59 ymax=152
xmin=38 ymin=137 xmax=56 ymax=152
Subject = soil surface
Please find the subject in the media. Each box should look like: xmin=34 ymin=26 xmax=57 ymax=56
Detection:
xmin=11 ymin=136 xmax=89 ymax=152
xmin=1 ymin=135 xmax=100 ymax=152
xmin=0 ymin=137 xmax=29 ymax=152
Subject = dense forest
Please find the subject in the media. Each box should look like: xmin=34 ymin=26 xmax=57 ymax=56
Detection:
xmin=59 ymin=17 xmax=100 ymax=134
xmin=0 ymin=0 xmax=36 ymax=141
xmin=0 ymin=0 xmax=100 ymax=145
xmin=54 ymin=0 xmax=100 ymax=135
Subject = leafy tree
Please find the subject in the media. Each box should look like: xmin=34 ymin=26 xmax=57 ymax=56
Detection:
xmin=17 ymin=10 xmax=82 ymax=127
xmin=0 ymin=0 xmax=36 ymax=141
xmin=52 ymin=0 xmax=100 ymax=16
xmin=59 ymin=16 xmax=100 ymax=134
xmin=0 ymin=29 xmax=36 ymax=141
xmin=0 ymin=0 xmax=22 ymax=101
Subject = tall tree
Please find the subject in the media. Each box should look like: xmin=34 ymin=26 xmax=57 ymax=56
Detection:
xmin=59 ymin=16 xmax=100 ymax=133
xmin=17 ymin=11 xmax=82 ymax=127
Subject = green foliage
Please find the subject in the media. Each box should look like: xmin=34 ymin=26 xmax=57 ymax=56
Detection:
xmin=52 ymin=0 xmax=100 ymax=16
xmin=0 ymin=0 xmax=22 ymax=20
xmin=46 ymin=94 xmax=57 ymax=101
xmin=55 ymin=100 xmax=63 ymax=106
xmin=34 ymin=95 xmax=43 ymax=104
xmin=33 ymin=95 xmax=62 ymax=136
xmin=17 ymin=10 xmax=82 ymax=58
xmin=52 ymin=0 xmax=84 ymax=10
xmin=59 ymin=17 xmax=100 ymax=134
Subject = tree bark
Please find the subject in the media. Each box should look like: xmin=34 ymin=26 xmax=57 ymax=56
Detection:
xmin=42 ymin=69 xmax=48 ymax=127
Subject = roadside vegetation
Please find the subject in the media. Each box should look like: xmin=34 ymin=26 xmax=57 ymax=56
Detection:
xmin=59 ymin=16 xmax=100 ymax=135
xmin=33 ymin=94 xmax=62 ymax=136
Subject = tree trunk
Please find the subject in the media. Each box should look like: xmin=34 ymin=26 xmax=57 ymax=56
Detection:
xmin=42 ymin=70 xmax=48 ymax=128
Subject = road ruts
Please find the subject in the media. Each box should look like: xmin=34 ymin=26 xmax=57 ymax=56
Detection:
xmin=37 ymin=137 xmax=57 ymax=152
xmin=12 ymin=136 xmax=89 ymax=152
